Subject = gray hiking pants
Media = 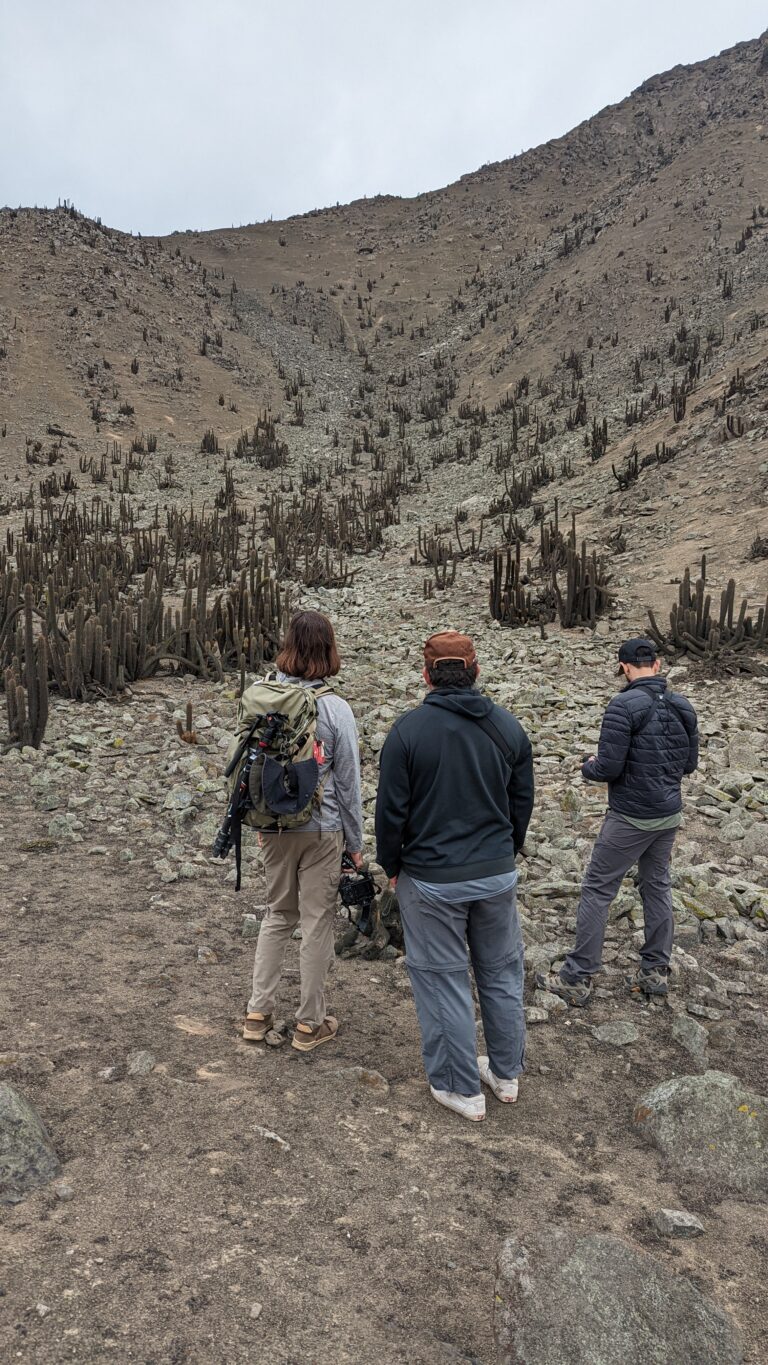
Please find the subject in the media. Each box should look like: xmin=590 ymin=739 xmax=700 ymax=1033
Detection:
xmin=397 ymin=873 xmax=525 ymax=1098
xmin=562 ymin=811 xmax=677 ymax=982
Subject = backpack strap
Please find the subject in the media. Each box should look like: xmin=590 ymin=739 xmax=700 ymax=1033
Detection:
xmin=468 ymin=711 xmax=515 ymax=767
xmin=632 ymin=688 xmax=663 ymax=736
xmin=632 ymin=687 xmax=690 ymax=739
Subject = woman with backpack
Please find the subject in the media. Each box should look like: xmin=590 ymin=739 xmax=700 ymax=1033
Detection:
xmin=243 ymin=610 xmax=364 ymax=1051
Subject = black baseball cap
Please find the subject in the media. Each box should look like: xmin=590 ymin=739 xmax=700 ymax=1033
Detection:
xmin=617 ymin=638 xmax=657 ymax=674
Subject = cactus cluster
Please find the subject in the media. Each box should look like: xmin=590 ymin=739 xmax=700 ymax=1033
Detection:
xmin=489 ymin=543 xmax=540 ymax=626
xmin=0 ymin=483 xmax=291 ymax=742
xmin=648 ymin=557 xmax=768 ymax=674
xmin=489 ymin=506 xmax=612 ymax=631
xmin=411 ymin=529 xmax=457 ymax=593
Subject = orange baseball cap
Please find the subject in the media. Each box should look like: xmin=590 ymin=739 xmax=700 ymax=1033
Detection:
xmin=424 ymin=630 xmax=477 ymax=669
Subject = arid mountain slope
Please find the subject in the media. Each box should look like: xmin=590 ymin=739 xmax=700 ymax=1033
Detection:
xmin=1 ymin=30 xmax=767 ymax=615
xmin=167 ymin=29 xmax=768 ymax=603
xmin=0 ymin=209 xmax=278 ymax=463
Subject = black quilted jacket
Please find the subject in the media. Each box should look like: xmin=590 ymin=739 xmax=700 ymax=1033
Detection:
xmin=582 ymin=677 xmax=698 ymax=818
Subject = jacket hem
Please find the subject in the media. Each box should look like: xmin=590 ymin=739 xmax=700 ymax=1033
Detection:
xmin=607 ymin=799 xmax=682 ymax=820
xmin=401 ymin=854 xmax=517 ymax=884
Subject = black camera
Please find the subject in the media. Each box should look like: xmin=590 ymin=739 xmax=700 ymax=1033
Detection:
xmin=213 ymin=825 xmax=234 ymax=859
xmin=339 ymin=854 xmax=379 ymax=937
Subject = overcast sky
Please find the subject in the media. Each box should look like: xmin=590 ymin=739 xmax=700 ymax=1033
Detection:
xmin=1 ymin=1 xmax=765 ymax=236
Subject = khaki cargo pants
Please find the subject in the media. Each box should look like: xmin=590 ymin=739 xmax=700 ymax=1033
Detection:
xmin=248 ymin=830 xmax=344 ymax=1028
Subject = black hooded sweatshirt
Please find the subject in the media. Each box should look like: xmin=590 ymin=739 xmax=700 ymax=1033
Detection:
xmin=375 ymin=690 xmax=534 ymax=883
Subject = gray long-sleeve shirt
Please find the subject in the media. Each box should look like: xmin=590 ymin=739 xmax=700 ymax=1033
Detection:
xmin=277 ymin=673 xmax=364 ymax=851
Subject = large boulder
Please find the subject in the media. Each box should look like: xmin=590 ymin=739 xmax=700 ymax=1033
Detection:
xmin=494 ymin=1228 xmax=742 ymax=1365
xmin=633 ymin=1070 xmax=768 ymax=1197
xmin=0 ymin=1083 xmax=61 ymax=1204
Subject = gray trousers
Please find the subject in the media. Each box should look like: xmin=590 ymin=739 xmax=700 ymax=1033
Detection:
xmin=397 ymin=873 xmax=526 ymax=1098
xmin=562 ymin=811 xmax=677 ymax=982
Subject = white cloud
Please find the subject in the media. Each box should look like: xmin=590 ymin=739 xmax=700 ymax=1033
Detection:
xmin=0 ymin=0 xmax=765 ymax=233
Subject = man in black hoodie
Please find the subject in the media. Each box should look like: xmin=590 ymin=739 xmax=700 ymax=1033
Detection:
xmin=375 ymin=630 xmax=534 ymax=1122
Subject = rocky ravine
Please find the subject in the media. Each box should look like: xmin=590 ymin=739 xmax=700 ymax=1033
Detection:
xmin=1 ymin=544 xmax=767 ymax=1362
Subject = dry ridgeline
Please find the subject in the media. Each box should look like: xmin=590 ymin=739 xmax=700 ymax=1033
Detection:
xmin=1 ymin=26 xmax=767 ymax=1365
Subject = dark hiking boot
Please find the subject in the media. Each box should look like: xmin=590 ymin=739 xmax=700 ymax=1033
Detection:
xmin=536 ymin=971 xmax=593 ymax=1008
xmin=625 ymin=967 xmax=669 ymax=1000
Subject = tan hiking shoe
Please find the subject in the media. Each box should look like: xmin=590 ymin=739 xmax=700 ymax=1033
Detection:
xmin=243 ymin=1012 xmax=273 ymax=1042
xmin=291 ymin=1017 xmax=339 ymax=1052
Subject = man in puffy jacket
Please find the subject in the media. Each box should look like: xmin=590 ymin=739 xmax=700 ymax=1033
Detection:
xmin=375 ymin=630 xmax=534 ymax=1122
xmin=542 ymin=637 xmax=698 ymax=1007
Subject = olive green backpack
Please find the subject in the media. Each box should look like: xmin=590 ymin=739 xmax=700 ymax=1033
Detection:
xmin=222 ymin=673 xmax=334 ymax=887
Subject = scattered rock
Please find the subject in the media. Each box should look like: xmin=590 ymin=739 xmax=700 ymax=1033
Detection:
xmin=46 ymin=813 xmax=82 ymax=842
xmin=197 ymin=946 xmax=218 ymax=965
xmin=495 ymin=1227 xmax=742 ymax=1364
xmin=652 ymin=1208 xmax=705 ymax=1238
xmin=687 ymin=1002 xmax=723 ymax=1021
xmin=591 ymin=1020 xmax=639 ymax=1047
xmin=126 ymin=1050 xmax=156 ymax=1077
xmin=54 ymin=1183 xmax=75 ymax=1202
xmin=98 ymin=1064 xmax=125 ymax=1083
xmin=671 ymin=1014 xmax=709 ymax=1062
xmin=525 ymin=1007 xmax=550 ymax=1025
xmin=532 ymin=989 xmax=567 ymax=1014
xmin=634 ymin=1070 xmax=768 ymax=1198
xmin=0 ymin=1052 xmax=54 ymax=1078
xmin=339 ymin=1066 xmax=390 ymax=1097
xmin=173 ymin=1016 xmax=216 ymax=1037
xmin=0 ymin=1084 xmax=61 ymax=1205
xmin=254 ymin=1125 xmax=290 ymax=1152
xmin=264 ymin=1029 xmax=286 ymax=1048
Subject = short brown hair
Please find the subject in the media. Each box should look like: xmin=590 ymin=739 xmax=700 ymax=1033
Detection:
xmin=276 ymin=610 xmax=341 ymax=680
xmin=427 ymin=659 xmax=478 ymax=691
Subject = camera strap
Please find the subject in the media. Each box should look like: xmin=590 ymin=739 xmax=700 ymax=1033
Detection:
xmin=234 ymin=812 xmax=243 ymax=891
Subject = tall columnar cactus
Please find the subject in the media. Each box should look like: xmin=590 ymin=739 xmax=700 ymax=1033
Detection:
xmin=489 ymin=543 xmax=538 ymax=627
xmin=552 ymin=539 xmax=612 ymax=628
xmin=4 ymin=585 xmax=49 ymax=747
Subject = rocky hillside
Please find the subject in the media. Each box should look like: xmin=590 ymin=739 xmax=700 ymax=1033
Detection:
xmin=1 ymin=30 xmax=767 ymax=621
xmin=0 ymin=207 xmax=278 ymax=463
xmin=166 ymin=28 xmax=768 ymax=607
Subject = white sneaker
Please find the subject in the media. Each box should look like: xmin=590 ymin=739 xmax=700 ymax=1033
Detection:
xmin=429 ymin=1085 xmax=486 ymax=1122
xmin=478 ymin=1055 xmax=519 ymax=1104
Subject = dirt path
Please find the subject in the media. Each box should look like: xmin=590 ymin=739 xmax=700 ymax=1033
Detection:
xmin=1 ymin=772 xmax=766 ymax=1362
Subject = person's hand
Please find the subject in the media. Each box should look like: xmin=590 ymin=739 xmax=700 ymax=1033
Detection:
xmin=348 ymin=851 xmax=364 ymax=871
xmin=582 ymin=754 xmax=595 ymax=765
xmin=388 ymin=876 xmax=398 ymax=890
